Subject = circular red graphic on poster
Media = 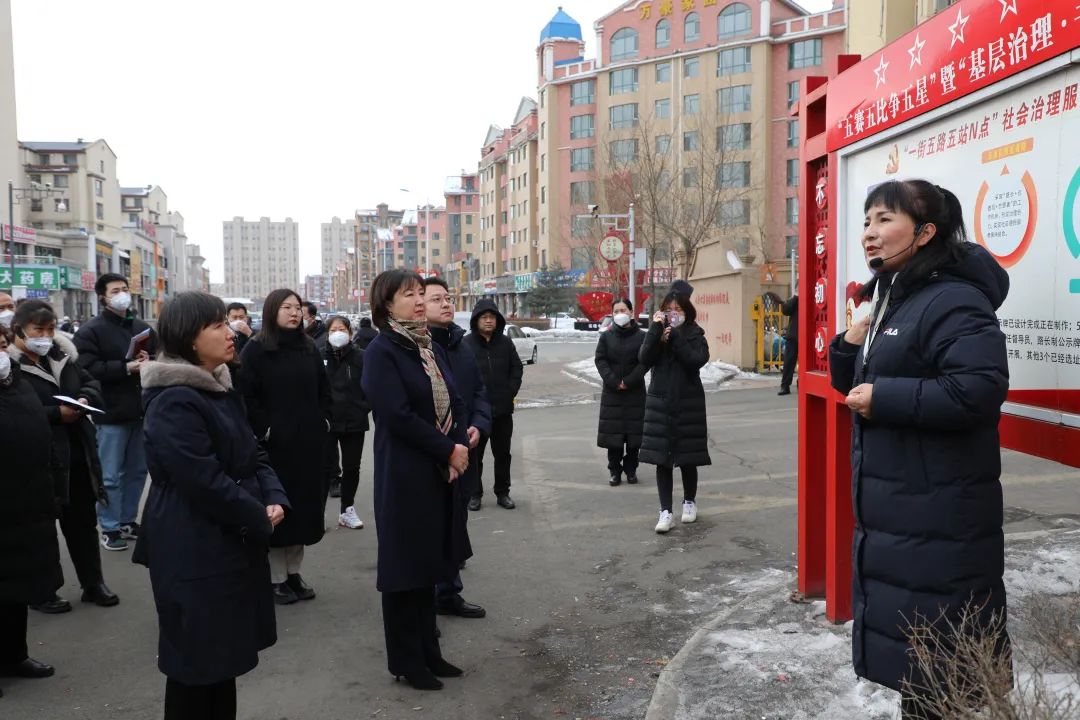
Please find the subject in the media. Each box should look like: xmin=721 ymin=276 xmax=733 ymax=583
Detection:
xmin=815 ymin=177 xmax=828 ymax=210
xmin=815 ymin=327 xmax=828 ymax=358
xmin=814 ymin=278 xmax=828 ymax=310
xmin=815 ymin=228 xmax=827 ymax=257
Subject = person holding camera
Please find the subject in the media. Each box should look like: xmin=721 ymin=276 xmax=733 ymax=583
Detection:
xmin=638 ymin=280 xmax=712 ymax=534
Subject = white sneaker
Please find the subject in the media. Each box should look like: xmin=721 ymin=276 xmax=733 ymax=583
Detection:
xmin=338 ymin=507 xmax=364 ymax=529
xmin=655 ymin=510 xmax=674 ymax=534
xmin=681 ymin=500 xmax=698 ymax=523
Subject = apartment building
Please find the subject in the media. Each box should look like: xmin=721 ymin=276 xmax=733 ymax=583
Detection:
xmin=320 ymin=216 xmax=357 ymax=277
xmin=0 ymin=0 xmax=16 ymax=226
xmin=223 ymin=217 xmax=299 ymax=302
xmin=303 ymin=273 xmax=334 ymax=308
xmin=359 ymin=203 xmax=406 ymax=281
xmin=442 ymin=172 xmax=480 ymax=297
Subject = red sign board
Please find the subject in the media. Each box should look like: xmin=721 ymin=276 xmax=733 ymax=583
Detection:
xmin=826 ymin=0 xmax=1080 ymax=151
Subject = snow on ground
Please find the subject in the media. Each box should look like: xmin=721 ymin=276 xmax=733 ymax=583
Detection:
xmin=565 ymin=358 xmax=766 ymax=390
xmin=670 ymin=532 xmax=1080 ymax=719
xmin=521 ymin=327 xmax=599 ymax=341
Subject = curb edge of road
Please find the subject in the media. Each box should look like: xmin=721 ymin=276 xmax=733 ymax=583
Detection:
xmin=644 ymin=591 xmax=775 ymax=720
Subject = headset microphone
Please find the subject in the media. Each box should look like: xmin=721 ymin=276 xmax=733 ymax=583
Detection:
xmin=868 ymin=223 xmax=924 ymax=270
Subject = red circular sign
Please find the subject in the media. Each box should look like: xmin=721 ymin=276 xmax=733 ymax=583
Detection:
xmin=815 ymin=327 xmax=828 ymax=358
xmin=814 ymin=278 xmax=828 ymax=310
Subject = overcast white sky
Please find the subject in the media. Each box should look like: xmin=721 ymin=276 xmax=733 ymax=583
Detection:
xmin=11 ymin=0 xmax=830 ymax=283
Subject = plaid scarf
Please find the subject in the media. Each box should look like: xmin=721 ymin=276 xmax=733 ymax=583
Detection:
xmin=387 ymin=318 xmax=453 ymax=435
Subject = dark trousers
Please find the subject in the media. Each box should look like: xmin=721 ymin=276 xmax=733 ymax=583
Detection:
xmin=656 ymin=465 xmax=698 ymax=512
xmin=0 ymin=604 xmax=28 ymax=665
xmin=60 ymin=446 xmax=104 ymax=589
xmin=475 ymin=415 xmax=513 ymax=498
xmin=329 ymin=430 xmax=365 ymax=513
xmin=606 ymin=439 xmax=640 ymax=477
xmin=164 ymin=677 xmax=237 ymax=720
xmin=780 ymin=337 xmax=798 ymax=390
xmin=381 ymin=588 xmax=442 ymax=675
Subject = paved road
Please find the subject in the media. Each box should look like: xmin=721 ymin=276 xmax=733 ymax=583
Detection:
xmin=5 ymin=345 xmax=1077 ymax=720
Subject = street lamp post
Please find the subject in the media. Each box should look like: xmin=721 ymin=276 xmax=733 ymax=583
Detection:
xmin=5 ymin=180 xmax=67 ymax=291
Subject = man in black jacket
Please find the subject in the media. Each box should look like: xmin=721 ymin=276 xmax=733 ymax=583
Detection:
xmin=73 ymin=273 xmax=158 ymax=552
xmin=464 ymin=299 xmax=522 ymax=510
xmin=303 ymin=301 xmax=328 ymax=351
xmin=226 ymin=302 xmax=254 ymax=357
xmin=779 ymin=288 xmax=798 ymax=396
xmin=353 ymin=317 xmax=378 ymax=349
xmin=425 ymin=278 xmax=491 ymax=618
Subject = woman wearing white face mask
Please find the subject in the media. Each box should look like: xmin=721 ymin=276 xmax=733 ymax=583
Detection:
xmin=9 ymin=301 xmax=119 ymax=613
xmin=594 ymin=298 xmax=647 ymax=486
xmin=322 ymin=315 xmax=370 ymax=529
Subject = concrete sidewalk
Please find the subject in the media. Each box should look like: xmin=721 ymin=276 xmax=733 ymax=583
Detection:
xmin=645 ymin=528 xmax=1080 ymax=720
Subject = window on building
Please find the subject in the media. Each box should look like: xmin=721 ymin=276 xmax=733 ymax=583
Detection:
xmin=717 ymin=46 xmax=751 ymax=76
xmin=789 ymin=39 xmax=822 ymax=69
xmin=684 ymin=56 xmax=700 ymax=78
xmin=570 ymin=114 xmax=595 ymax=139
xmin=466 ymin=214 xmax=473 ymax=224
xmin=787 ymin=80 xmax=800 ymax=107
xmin=610 ymin=27 xmax=639 ymax=61
xmin=656 ymin=134 xmax=671 ymax=155
xmin=788 ymin=119 xmax=800 ymax=148
xmin=467 ymin=233 xmax=473 ymax=244
xmin=29 ymin=174 xmax=41 ymax=184
xmin=95 ymin=202 xmax=103 ymax=219
xmin=786 ymin=196 xmax=799 ymax=225
xmin=786 ymin=159 xmax=799 ymax=187
xmin=683 ymin=93 xmax=700 ymax=115
xmin=609 ymin=103 xmax=639 ymax=130
xmin=129 ymin=213 xmax=139 ymax=223
xmin=717 ymin=161 xmax=751 ymax=188
xmin=717 ymin=200 xmax=751 ymax=227
xmin=570 ymin=181 xmax=595 ymax=204
xmin=718 ymin=84 xmax=752 ymax=113
xmin=571 ymin=217 xmax=592 ymax=239
xmin=541 ymin=186 xmax=546 ymax=203
xmin=683 ymin=130 xmax=700 ymax=152
xmin=571 ymin=147 xmax=595 ymax=172
xmin=570 ymin=79 xmax=595 ymax=105
xmin=719 ymin=3 xmax=752 ymax=37
xmin=655 ymin=97 xmax=671 ymax=119
xmin=717 ymin=123 xmax=751 ymax=151
xmin=656 ymin=18 xmax=671 ymax=48
xmin=94 ymin=179 xmax=103 ymax=197
xmin=99 ymin=160 xmax=104 ymax=173
xmin=31 ymin=199 xmax=43 ymax=212
xmin=52 ymin=174 xmax=69 ymax=188
xmin=609 ymin=139 xmax=639 ymax=165
xmin=785 ymin=235 xmax=798 ymax=258
xmin=656 ymin=61 xmax=671 ymax=83
xmin=682 ymin=167 xmax=699 ymax=188
xmin=684 ymin=11 xmax=700 ymax=42
xmin=62 ymin=153 xmax=76 ymax=164
xmin=38 ymin=153 xmax=50 ymax=165
xmin=609 ymin=67 xmax=639 ymax=95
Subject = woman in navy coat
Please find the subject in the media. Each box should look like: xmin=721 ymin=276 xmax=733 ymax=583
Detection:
xmin=361 ymin=269 xmax=470 ymax=691
xmin=138 ymin=292 xmax=289 ymax=720
xmin=829 ymin=180 xmax=1010 ymax=719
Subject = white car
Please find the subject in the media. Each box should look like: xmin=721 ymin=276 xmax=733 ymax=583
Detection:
xmin=549 ymin=312 xmax=578 ymax=330
xmin=505 ymin=324 xmax=538 ymax=365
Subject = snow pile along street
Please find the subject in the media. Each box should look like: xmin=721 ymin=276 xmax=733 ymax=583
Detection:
xmin=521 ymin=327 xmax=600 ymax=342
xmin=563 ymin=359 xmax=768 ymax=391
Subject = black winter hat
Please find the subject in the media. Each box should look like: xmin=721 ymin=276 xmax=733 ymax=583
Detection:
xmin=669 ymin=279 xmax=694 ymax=297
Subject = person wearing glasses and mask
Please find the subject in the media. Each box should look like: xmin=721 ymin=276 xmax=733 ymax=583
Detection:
xmin=9 ymin=300 xmax=118 ymax=614
xmin=74 ymin=273 xmax=158 ymax=552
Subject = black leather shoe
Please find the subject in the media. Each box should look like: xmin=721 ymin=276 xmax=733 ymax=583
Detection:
xmin=29 ymin=596 xmax=72 ymax=614
xmin=626 ymin=474 xmax=639 ymax=485
xmin=286 ymin=573 xmax=316 ymax=600
xmin=1 ymin=658 xmax=55 ymax=678
xmin=609 ymin=473 xmax=622 ymax=486
xmin=436 ymin=594 xmax=486 ymax=619
xmin=81 ymin=582 xmax=119 ymax=607
xmin=427 ymin=657 xmax=463 ymax=678
xmin=496 ymin=494 xmax=516 ymax=509
xmin=467 ymin=495 xmax=482 ymax=511
xmin=778 ymin=387 xmax=791 ymax=396
xmin=273 ymin=582 xmax=299 ymax=605
xmin=393 ymin=669 xmax=443 ymax=690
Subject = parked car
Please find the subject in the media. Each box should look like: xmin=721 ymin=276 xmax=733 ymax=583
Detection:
xmin=598 ymin=315 xmax=614 ymax=333
xmin=549 ymin=312 xmax=578 ymax=330
xmin=505 ymin=324 xmax=538 ymax=365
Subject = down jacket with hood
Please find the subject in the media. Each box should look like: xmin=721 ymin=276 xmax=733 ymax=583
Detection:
xmin=464 ymin=300 xmax=522 ymax=418
xmin=829 ymin=242 xmax=1011 ymax=693
xmin=10 ymin=332 xmax=106 ymax=506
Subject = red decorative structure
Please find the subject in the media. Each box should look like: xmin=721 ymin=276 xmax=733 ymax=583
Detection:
xmin=796 ymin=0 xmax=1080 ymax=623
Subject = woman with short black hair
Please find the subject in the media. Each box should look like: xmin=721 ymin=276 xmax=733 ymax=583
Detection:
xmin=238 ymin=289 xmax=332 ymax=605
xmin=139 ymin=291 xmax=289 ymax=720
xmin=8 ymin=300 xmax=117 ymax=613
xmin=638 ymin=280 xmax=712 ymax=534
xmin=362 ymin=269 xmax=470 ymax=690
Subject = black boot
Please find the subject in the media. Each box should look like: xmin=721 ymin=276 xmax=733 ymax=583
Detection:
xmin=81 ymin=581 xmax=119 ymax=607
xmin=427 ymin=657 xmax=463 ymax=678
xmin=30 ymin=595 xmax=72 ymax=614
xmin=609 ymin=473 xmax=622 ymax=486
xmin=626 ymin=473 xmax=639 ymax=485
xmin=392 ymin=669 xmax=443 ymax=690
xmin=286 ymin=573 xmax=316 ymax=600
xmin=272 ymin=582 xmax=299 ymax=605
